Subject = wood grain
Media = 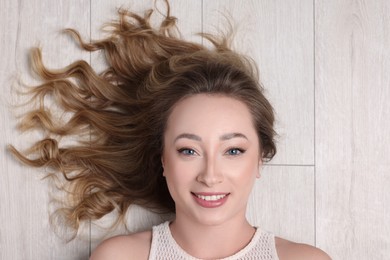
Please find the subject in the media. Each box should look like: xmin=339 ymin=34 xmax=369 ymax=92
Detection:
xmin=1 ymin=0 xmax=389 ymax=259
xmin=203 ymin=0 xmax=317 ymax=251
xmin=203 ymin=0 xmax=315 ymax=165
xmin=88 ymin=0 xmax=202 ymax=250
xmin=315 ymin=0 xmax=390 ymax=259
xmin=0 ymin=0 xmax=91 ymax=259
xmin=247 ymin=166 xmax=315 ymax=245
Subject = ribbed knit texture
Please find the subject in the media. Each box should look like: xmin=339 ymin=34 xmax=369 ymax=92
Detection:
xmin=148 ymin=222 xmax=279 ymax=260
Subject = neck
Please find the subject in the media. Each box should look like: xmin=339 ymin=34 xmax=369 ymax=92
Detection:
xmin=169 ymin=213 xmax=255 ymax=259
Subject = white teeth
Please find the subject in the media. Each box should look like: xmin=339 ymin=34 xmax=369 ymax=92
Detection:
xmin=196 ymin=194 xmax=226 ymax=201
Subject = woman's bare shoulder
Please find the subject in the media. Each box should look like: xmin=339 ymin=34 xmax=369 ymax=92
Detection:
xmin=275 ymin=237 xmax=331 ymax=260
xmin=90 ymin=230 xmax=152 ymax=260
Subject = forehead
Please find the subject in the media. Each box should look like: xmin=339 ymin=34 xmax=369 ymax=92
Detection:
xmin=165 ymin=94 xmax=258 ymax=139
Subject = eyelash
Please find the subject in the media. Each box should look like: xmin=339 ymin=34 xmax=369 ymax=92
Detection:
xmin=177 ymin=148 xmax=245 ymax=156
xmin=177 ymin=148 xmax=197 ymax=156
xmin=226 ymin=148 xmax=245 ymax=156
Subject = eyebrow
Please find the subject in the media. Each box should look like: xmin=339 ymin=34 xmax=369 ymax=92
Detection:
xmin=174 ymin=133 xmax=202 ymax=142
xmin=220 ymin=133 xmax=248 ymax=141
xmin=174 ymin=132 xmax=248 ymax=142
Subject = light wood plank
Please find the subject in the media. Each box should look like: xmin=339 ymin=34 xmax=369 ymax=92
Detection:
xmin=89 ymin=0 xmax=202 ymax=248
xmin=0 ymin=0 xmax=91 ymax=259
xmin=2 ymin=0 xmax=388 ymax=258
xmin=203 ymin=0 xmax=315 ymax=165
xmin=90 ymin=0 xmax=203 ymax=74
xmin=316 ymin=0 xmax=390 ymax=259
xmin=247 ymin=166 xmax=315 ymax=245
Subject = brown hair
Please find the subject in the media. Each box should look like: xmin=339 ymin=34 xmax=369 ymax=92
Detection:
xmin=9 ymin=2 xmax=276 ymax=237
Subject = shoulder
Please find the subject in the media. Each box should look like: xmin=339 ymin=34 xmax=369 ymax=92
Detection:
xmin=90 ymin=230 xmax=152 ymax=260
xmin=275 ymin=237 xmax=331 ymax=260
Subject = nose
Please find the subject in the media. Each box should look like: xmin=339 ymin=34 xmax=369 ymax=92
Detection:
xmin=196 ymin=155 xmax=224 ymax=187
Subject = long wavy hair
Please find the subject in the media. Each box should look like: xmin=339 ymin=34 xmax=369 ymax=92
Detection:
xmin=9 ymin=1 xmax=276 ymax=237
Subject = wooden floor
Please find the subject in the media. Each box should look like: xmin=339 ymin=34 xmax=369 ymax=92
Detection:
xmin=0 ymin=0 xmax=389 ymax=259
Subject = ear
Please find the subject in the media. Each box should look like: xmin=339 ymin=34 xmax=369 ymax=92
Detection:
xmin=256 ymin=158 xmax=263 ymax=179
xmin=256 ymin=169 xmax=261 ymax=178
xmin=161 ymin=155 xmax=165 ymax=176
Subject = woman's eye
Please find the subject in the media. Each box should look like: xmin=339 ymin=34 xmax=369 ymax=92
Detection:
xmin=178 ymin=148 xmax=196 ymax=156
xmin=226 ymin=148 xmax=244 ymax=156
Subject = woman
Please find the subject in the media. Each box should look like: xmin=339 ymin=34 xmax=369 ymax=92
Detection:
xmin=91 ymin=94 xmax=329 ymax=259
xmin=10 ymin=1 xmax=330 ymax=259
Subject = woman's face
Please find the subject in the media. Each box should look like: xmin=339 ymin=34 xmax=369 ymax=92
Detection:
xmin=162 ymin=94 xmax=262 ymax=226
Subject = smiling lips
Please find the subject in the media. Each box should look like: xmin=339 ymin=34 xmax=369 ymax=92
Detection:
xmin=192 ymin=192 xmax=230 ymax=208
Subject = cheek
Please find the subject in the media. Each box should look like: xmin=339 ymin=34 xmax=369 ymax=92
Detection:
xmin=239 ymin=164 xmax=258 ymax=183
xmin=235 ymin=162 xmax=258 ymax=198
xmin=225 ymin=156 xmax=259 ymax=187
xmin=228 ymin=152 xmax=260 ymax=174
xmin=162 ymin=152 xmax=197 ymax=188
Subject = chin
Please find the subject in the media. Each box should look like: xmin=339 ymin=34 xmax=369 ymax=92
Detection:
xmin=198 ymin=218 xmax=226 ymax=226
xmin=190 ymin=210 xmax=232 ymax=227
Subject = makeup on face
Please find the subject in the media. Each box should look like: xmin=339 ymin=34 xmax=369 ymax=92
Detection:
xmin=162 ymin=94 xmax=262 ymax=225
